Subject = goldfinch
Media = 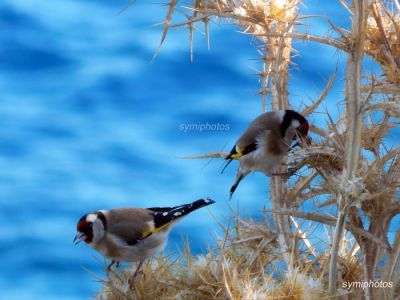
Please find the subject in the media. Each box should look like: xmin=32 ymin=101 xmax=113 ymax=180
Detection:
xmin=224 ymin=110 xmax=309 ymax=198
xmin=74 ymin=198 xmax=215 ymax=280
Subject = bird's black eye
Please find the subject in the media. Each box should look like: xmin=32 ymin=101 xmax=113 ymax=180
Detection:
xmin=89 ymin=223 xmax=93 ymax=228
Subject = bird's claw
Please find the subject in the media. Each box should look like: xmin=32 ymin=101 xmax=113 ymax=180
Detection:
xmin=133 ymin=269 xmax=144 ymax=279
xmin=128 ymin=261 xmax=145 ymax=288
xmin=128 ymin=269 xmax=145 ymax=288
xmin=287 ymin=167 xmax=298 ymax=176
xmin=106 ymin=260 xmax=120 ymax=273
xmin=271 ymin=167 xmax=298 ymax=178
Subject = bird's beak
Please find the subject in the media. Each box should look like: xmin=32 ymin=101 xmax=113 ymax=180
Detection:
xmin=73 ymin=233 xmax=86 ymax=245
xmin=291 ymin=141 xmax=301 ymax=149
xmin=293 ymin=131 xmax=312 ymax=147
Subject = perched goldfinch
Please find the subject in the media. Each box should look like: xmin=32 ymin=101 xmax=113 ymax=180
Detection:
xmin=74 ymin=198 xmax=215 ymax=280
xmin=224 ymin=110 xmax=309 ymax=197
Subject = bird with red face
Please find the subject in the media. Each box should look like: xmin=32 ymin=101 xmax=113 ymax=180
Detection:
xmin=74 ymin=198 xmax=215 ymax=282
xmin=223 ymin=110 xmax=309 ymax=198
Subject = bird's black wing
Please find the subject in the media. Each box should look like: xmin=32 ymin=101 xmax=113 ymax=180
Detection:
xmin=147 ymin=198 xmax=215 ymax=232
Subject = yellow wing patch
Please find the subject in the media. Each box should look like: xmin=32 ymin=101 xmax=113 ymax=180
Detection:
xmin=230 ymin=146 xmax=244 ymax=159
xmin=152 ymin=223 xmax=171 ymax=233
xmin=141 ymin=221 xmax=155 ymax=237
xmin=142 ymin=220 xmax=172 ymax=236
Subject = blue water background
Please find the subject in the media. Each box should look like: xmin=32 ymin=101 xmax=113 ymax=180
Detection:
xmin=0 ymin=1 xmax=398 ymax=299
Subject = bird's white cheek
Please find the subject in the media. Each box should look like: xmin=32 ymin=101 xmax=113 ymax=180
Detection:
xmin=283 ymin=125 xmax=298 ymax=142
xmin=92 ymin=224 xmax=105 ymax=243
xmin=290 ymin=120 xmax=300 ymax=129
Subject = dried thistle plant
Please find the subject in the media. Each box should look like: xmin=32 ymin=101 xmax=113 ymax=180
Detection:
xmin=365 ymin=1 xmax=400 ymax=85
xmin=97 ymin=217 xmax=331 ymax=300
xmin=96 ymin=0 xmax=400 ymax=299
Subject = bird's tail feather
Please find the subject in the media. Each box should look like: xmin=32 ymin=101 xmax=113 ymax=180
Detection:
xmin=221 ymin=158 xmax=233 ymax=174
xmin=148 ymin=198 xmax=215 ymax=230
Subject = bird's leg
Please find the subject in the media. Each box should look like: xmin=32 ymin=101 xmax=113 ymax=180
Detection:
xmin=133 ymin=261 xmax=144 ymax=278
xmin=128 ymin=261 xmax=144 ymax=287
xmin=230 ymin=168 xmax=250 ymax=199
xmin=106 ymin=260 xmax=121 ymax=274
xmin=107 ymin=260 xmax=116 ymax=272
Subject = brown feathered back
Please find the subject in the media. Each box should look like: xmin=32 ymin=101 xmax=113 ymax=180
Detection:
xmin=105 ymin=208 xmax=154 ymax=245
xmin=236 ymin=111 xmax=282 ymax=149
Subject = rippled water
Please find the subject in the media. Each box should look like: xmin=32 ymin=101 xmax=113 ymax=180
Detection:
xmin=1 ymin=1 xmax=397 ymax=299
